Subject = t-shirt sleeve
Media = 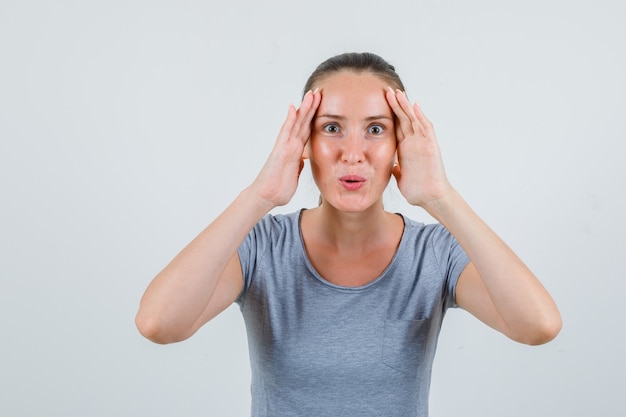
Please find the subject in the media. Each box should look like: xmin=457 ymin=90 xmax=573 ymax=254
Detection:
xmin=235 ymin=215 xmax=273 ymax=306
xmin=430 ymin=224 xmax=470 ymax=309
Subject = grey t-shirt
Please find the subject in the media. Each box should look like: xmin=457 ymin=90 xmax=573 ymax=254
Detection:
xmin=236 ymin=209 xmax=470 ymax=417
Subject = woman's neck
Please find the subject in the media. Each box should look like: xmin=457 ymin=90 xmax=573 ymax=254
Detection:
xmin=303 ymin=202 xmax=401 ymax=254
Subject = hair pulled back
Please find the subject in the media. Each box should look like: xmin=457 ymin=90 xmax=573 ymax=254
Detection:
xmin=303 ymin=52 xmax=405 ymax=97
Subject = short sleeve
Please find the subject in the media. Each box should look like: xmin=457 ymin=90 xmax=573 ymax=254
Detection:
xmin=235 ymin=215 xmax=273 ymax=306
xmin=428 ymin=224 xmax=470 ymax=309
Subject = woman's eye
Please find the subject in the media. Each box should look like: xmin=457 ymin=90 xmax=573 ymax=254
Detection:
xmin=323 ymin=124 xmax=340 ymax=134
xmin=368 ymin=125 xmax=384 ymax=135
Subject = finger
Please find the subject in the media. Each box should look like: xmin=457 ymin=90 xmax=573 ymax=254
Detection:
xmin=384 ymin=87 xmax=405 ymax=140
xmin=300 ymin=88 xmax=321 ymax=128
xmin=276 ymin=104 xmax=298 ymax=144
xmin=294 ymin=88 xmax=320 ymax=143
xmin=413 ymin=102 xmax=434 ymax=135
xmin=394 ymin=89 xmax=424 ymax=136
xmin=288 ymin=90 xmax=314 ymax=142
xmin=385 ymin=86 xmax=404 ymax=119
xmin=385 ymin=87 xmax=412 ymax=141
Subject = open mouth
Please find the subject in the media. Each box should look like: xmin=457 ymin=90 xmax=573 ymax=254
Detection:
xmin=339 ymin=175 xmax=366 ymax=190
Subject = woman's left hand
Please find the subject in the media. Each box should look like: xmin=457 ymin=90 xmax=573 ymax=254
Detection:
xmin=387 ymin=89 xmax=561 ymax=345
xmin=385 ymin=87 xmax=453 ymax=209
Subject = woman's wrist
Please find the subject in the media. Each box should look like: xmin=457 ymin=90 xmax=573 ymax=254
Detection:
xmin=419 ymin=186 xmax=467 ymax=225
xmin=240 ymin=184 xmax=278 ymax=217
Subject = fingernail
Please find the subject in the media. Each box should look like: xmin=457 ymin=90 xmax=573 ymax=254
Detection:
xmin=313 ymin=87 xmax=319 ymax=94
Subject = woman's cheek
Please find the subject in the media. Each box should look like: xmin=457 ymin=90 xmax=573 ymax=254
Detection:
xmin=310 ymin=138 xmax=335 ymax=162
xmin=372 ymin=140 xmax=397 ymax=163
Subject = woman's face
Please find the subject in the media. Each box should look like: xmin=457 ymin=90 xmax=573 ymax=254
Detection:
xmin=308 ymin=71 xmax=397 ymax=212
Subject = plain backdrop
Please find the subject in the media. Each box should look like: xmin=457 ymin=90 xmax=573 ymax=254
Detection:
xmin=1 ymin=0 xmax=625 ymax=416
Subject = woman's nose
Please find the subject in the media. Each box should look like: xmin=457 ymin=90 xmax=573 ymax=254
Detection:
xmin=341 ymin=131 xmax=365 ymax=164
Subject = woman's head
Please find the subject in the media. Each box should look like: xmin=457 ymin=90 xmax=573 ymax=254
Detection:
xmin=303 ymin=52 xmax=405 ymax=97
xmin=305 ymin=56 xmax=401 ymax=213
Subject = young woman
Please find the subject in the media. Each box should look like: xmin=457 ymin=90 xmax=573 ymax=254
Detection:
xmin=136 ymin=52 xmax=561 ymax=416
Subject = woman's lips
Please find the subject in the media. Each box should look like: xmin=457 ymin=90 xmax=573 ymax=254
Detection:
xmin=339 ymin=175 xmax=366 ymax=191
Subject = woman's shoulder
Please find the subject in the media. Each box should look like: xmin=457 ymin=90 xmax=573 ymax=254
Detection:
xmin=397 ymin=212 xmax=438 ymax=232
xmin=259 ymin=209 xmax=302 ymax=227
xmin=397 ymin=213 xmax=454 ymax=243
xmin=249 ymin=209 xmax=303 ymax=241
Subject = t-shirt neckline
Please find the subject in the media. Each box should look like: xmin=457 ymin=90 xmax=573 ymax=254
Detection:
xmin=296 ymin=208 xmax=408 ymax=292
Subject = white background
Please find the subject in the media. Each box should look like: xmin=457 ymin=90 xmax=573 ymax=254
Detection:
xmin=1 ymin=0 xmax=624 ymax=416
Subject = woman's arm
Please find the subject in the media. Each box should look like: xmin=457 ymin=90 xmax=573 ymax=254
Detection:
xmin=425 ymin=190 xmax=561 ymax=345
xmin=135 ymin=90 xmax=321 ymax=344
xmin=385 ymin=88 xmax=561 ymax=345
xmin=135 ymin=189 xmax=269 ymax=344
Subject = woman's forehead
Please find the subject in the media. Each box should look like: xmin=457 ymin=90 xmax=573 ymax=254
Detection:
xmin=316 ymin=72 xmax=392 ymax=118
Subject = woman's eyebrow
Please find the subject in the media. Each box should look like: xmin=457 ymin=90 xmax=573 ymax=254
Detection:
xmin=316 ymin=114 xmax=346 ymax=120
xmin=315 ymin=114 xmax=392 ymax=121
xmin=364 ymin=115 xmax=393 ymax=121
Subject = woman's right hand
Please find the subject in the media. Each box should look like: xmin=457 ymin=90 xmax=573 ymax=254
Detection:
xmin=251 ymin=89 xmax=321 ymax=208
xmin=136 ymin=89 xmax=321 ymax=344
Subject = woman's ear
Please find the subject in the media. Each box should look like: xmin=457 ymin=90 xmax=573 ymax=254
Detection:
xmin=302 ymin=141 xmax=311 ymax=160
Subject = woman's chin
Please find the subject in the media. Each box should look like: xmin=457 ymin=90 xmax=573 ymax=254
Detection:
xmin=321 ymin=195 xmax=381 ymax=213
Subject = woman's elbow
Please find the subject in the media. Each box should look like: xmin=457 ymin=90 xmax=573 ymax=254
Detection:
xmin=136 ymin=311 xmax=166 ymax=344
xmin=517 ymin=312 xmax=563 ymax=346
xmin=135 ymin=309 xmax=189 ymax=345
